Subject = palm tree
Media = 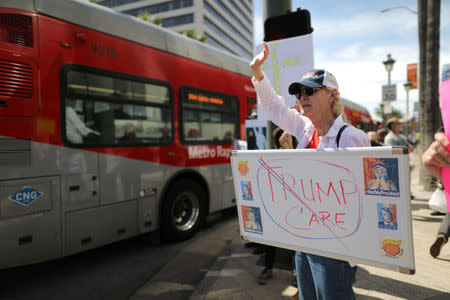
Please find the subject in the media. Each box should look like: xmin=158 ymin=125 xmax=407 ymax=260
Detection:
xmin=418 ymin=0 xmax=441 ymax=190
xmin=375 ymin=104 xmax=403 ymax=122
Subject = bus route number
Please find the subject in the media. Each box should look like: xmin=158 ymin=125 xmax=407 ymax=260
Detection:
xmin=91 ymin=43 xmax=117 ymax=59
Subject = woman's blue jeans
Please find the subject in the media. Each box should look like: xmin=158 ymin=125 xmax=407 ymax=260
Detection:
xmin=295 ymin=251 xmax=357 ymax=300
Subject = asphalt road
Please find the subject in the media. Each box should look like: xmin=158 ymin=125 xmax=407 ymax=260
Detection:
xmin=0 ymin=210 xmax=238 ymax=300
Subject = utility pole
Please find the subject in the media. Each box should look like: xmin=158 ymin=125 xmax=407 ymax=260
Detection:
xmin=263 ymin=0 xmax=291 ymax=149
xmin=418 ymin=0 xmax=442 ymax=190
xmin=262 ymin=0 xmax=291 ymax=21
xmin=404 ymin=81 xmax=412 ymax=135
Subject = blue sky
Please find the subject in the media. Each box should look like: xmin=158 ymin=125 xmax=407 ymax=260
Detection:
xmin=253 ymin=0 xmax=450 ymax=120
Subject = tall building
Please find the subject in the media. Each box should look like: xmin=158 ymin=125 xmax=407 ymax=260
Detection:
xmin=96 ymin=0 xmax=254 ymax=59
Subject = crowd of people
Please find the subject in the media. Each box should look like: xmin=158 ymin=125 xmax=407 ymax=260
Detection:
xmin=247 ymin=42 xmax=448 ymax=298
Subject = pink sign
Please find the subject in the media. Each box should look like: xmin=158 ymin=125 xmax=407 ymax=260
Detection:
xmin=440 ymin=79 xmax=450 ymax=212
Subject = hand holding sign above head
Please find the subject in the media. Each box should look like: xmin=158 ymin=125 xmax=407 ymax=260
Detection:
xmin=250 ymin=42 xmax=269 ymax=81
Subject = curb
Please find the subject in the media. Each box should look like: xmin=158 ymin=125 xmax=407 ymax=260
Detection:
xmin=189 ymin=236 xmax=237 ymax=300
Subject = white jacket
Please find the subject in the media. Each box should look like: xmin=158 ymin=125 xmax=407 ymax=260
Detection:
xmin=66 ymin=106 xmax=98 ymax=144
xmin=252 ymin=74 xmax=370 ymax=149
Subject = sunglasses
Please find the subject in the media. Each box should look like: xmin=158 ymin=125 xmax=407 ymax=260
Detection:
xmin=295 ymin=87 xmax=322 ymax=99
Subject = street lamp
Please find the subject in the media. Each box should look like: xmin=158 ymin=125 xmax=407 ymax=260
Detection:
xmin=382 ymin=54 xmax=396 ymax=124
xmin=383 ymin=54 xmax=396 ymax=85
xmin=404 ymin=81 xmax=412 ymax=135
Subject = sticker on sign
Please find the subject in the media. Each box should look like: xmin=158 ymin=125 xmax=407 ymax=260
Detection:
xmin=382 ymin=85 xmax=397 ymax=102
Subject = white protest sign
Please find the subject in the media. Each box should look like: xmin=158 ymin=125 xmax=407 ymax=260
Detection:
xmin=256 ymin=34 xmax=314 ymax=121
xmin=231 ymin=147 xmax=415 ymax=274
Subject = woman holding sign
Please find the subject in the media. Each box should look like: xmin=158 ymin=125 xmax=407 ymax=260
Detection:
xmin=250 ymin=42 xmax=369 ymax=299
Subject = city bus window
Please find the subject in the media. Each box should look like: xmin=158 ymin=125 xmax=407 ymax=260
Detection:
xmin=67 ymin=70 xmax=88 ymax=94
xmin=180 ymin=87 xmax=239 ymax=144
xmin=92 ymin=101 xmax=172 ymax=144
xmin=132 ymin=81 xmax=170 ymax=104
xmin=86 ymin=73 xmax=115 ymax=97
xmin=62 ymin=65 xmax=173 ymax=147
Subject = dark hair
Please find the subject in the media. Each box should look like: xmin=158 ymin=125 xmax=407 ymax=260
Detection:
xmin=386 ymin=118 xmax=399 ymax=130
xmin=377 ymin=128 xmax=388 ymax=135
xmin=292 ymin=136 xmax=298 ymax=148
xmin=272 ymin=128 xmax=284 ymax=149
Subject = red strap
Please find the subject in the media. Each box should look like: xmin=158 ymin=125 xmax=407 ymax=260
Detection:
xmin=306 ymin=130 xmax=319 ymax=149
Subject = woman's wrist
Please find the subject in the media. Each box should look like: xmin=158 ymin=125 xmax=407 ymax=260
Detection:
xmin=253 ymin=69 xmax=264 ymax=81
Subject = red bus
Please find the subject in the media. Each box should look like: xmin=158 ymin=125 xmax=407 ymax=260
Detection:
xmin=342 ymin=98 xmax=375 ymax=132
xmin=0 ymin=0 xmax=256 ymax=269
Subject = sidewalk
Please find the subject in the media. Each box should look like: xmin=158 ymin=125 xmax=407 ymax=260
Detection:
xmin=190 ymin=153 xmax=450 ymax=300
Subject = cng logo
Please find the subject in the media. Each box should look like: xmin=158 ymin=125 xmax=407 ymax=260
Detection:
xmin=8 ymin=187 xmax=43 ymax=206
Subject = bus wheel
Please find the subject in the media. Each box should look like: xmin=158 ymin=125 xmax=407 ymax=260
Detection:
xmin=162 ymin=179 xmax=206 ymax=241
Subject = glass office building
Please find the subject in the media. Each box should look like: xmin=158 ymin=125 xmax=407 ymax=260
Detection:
xmin=96 ymin=0 xmax=254 ymax=59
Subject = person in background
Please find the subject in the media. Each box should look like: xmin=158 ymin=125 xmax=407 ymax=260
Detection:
xmin=159 ymin=127 xmax=171 ymax=142
xmin=250 ymin=42 xmax=369 ymax=300
xmin=384 ymin=118 xmax=413 ymax=152
xmin=279 ymin=131 xmax=299 ymax=149
xmin=256 ymin=128 xmax=283 ymax=285
xmin=272 ymin=127 xmax=284 ymax=149
xmin=376 ymin=128 xmax=388 ymax=145
xmin=422 ymin=131 xmax=450 ymax=257
xmin=93 ymin=101 xmax=131 ymax=144
xmin=384 ymin=118 xmax=417 ymax=199
xmin=257 ymin=128 xmax=297 ymax=287
xmin=111 ymin=103 xmax=131 ymax=119
xmin=66 ymin=96 xmax=99 ymax=144
xmin=279 ymin=107 xmax=301 ymax=149
xmin=367 ymin=131 xmax=382 ymax=146
xmin=188 ymin=128 xmax=201 ymax=138
xmin=119 ymin=124 xmax=137 ymax=143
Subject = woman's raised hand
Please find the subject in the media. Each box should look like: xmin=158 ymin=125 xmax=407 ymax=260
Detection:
xmin=249 ymin=42 xmax=269 ymax=81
